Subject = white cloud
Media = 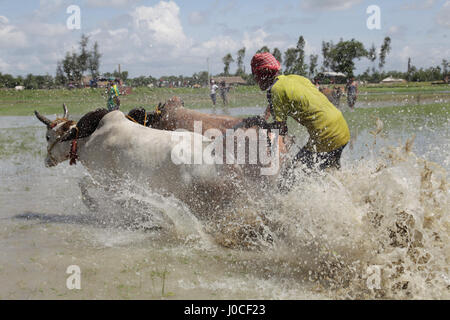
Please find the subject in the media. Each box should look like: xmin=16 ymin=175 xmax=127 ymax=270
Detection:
xmin=301 ymin=0 xmax=362 ymax=11
xmin=0 ymin=16 xmax=27 ymax=49
xmin=108 ymin=28 xmax=129 ymax=37
xmin=402 ymin=0 xmax=436 ymax=10
xmin=22 ymin=22 xmax=68 ymax=37
xmin=242 ymin=29 xmax=270 ymax=53
xmin=0 ymin=57 xmax=9 ymax=72
xmin=436 ymin=1 xmax=450 ymax=28
xmin=390 ymin=43 xmax=450 ymax=70
xmin=131 ymin=1 xmax=189 ymax=48
xmin=0 ymin=16 xmax=9 ymax=25
xmin=397 ymin=45 xmax=414 ymax=62
xmin=34 ymin=0 xmax=69 ymax=18
xmin=188 ymin=11 xmax=208 ymax=25
xmin=86 ymin=0 xmax=141 ymax=8
xmin=192 ymin=36 xmax=240 ymax=57
xmin=387 ymin=25 xmax=408 ymax=40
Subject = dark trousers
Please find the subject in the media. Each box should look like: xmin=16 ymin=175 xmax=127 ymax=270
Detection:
xmin=277 ymin=144 xmax=347 ymax=192
xmin=293 ymin=144 xmax=346 ymax=171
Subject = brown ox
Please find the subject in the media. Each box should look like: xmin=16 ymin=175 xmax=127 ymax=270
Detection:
xmin=146 ymin=96 xmax=291 ymax=154
xmin=319 ymin=86 xmax=343 ymax=108
xmin=150 ymin=97 xmax=242 ymax=134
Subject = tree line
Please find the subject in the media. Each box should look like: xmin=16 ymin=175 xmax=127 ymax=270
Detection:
xmin=221 ymin=36 xmax=393 ymax=80
xmin=0 ymin=34 xmax=448 ymax=89
xmin=218 ymin=35 xmax=447 ymax=84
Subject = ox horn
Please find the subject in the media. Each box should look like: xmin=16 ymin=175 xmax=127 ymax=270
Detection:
xmin=63 ymin=103 xmax=69 ymax=119
xmin=34 ymin=110 xmax=52 ymax=127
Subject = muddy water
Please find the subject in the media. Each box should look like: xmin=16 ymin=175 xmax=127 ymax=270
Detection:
xmin=0 ymin=105 xmax=448 ymax=300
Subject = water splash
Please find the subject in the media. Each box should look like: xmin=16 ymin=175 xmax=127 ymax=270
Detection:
xmin=262 ymin=141 xmax=449 ymax=299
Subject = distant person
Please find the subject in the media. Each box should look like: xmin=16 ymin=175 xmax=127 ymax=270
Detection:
xmin=107 ymin=78 xmax=121 ymax=111
xmin=240 ymin=52 xmax=350 ymax=172
xmin=314 ymin=78 xmax=320 ymax=90
xmin=346 ymin=77 xmax=358 ymax=111
xmin=210 ymin=79 xmax=219 ymax=110
xmin=219 ymin=80 xmax=230 ymax=105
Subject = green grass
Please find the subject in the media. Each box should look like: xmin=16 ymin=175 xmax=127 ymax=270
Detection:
xmin=0 ymin=86 xmax=267 ymax=116
xmin=325 ymin=82 xmax=450 ymax=102
xmin=1 ymin=84 xmax=448 ymax=116
xmin=343 ymin=102 xmax=450 ymax=132
xmin=331 ymin=81 xmax=449 ymax=93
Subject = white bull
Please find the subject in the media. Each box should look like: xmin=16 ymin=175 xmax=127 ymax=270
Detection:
xmin=34 ymin=106 xmax=258 ymax=217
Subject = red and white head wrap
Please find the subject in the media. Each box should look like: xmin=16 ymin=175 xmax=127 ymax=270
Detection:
xmin=251 ymin=52 xmax=281 ymax=77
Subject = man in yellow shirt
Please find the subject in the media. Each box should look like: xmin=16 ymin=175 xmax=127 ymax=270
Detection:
xmin=243 ymin=52 xmax=350 ymax=171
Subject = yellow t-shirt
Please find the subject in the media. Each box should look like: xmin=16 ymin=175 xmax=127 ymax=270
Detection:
xmin=269 ymin=75 xmax=350 ymax=152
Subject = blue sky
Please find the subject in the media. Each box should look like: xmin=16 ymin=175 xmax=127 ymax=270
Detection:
xmin=0 ymin=0 xmax=449 ymax=77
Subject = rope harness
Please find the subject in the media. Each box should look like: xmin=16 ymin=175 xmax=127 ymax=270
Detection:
xmin=126 ymin=115 xmax=139 ymax=124
xmin=47 ymin=122 xmax=79 ymax=166
xmin=69 ymin=127 xmax=80 ymax=166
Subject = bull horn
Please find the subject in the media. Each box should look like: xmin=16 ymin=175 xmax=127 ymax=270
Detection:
xmin=63 ymin=103 xmax=69 ymax=119
xmin=34 ymin=110 xmax=52 ymax=127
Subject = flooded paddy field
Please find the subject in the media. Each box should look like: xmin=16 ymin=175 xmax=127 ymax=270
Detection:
xmin=0 ymin=100 xmax=448 ymax=300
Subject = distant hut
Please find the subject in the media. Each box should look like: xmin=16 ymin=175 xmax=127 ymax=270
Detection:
xmin=380 ymin=77 xmax=406 ymax=84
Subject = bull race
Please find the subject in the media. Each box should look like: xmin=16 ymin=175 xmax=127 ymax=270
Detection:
xmin=0 ymin=0 xmax=449 ymax=303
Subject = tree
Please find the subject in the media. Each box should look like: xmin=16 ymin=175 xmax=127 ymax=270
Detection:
xmin=236 ymin=47 xmax=246 ymax=76
xmin=88 ymin=41 xmax=101 ymax=79
xmin=321 ymin=40 xmax=333 ymax=71
xmin=308 ymin=54 xmax=319 ymax=77
xmin=406 ymin=57 xmax=417 ymax=81
xmin=272 ymin=48 xmax=282 ymax=65
xmin=256 ymin=46 xmax=270 ymax=54
xmin=283 ymin=48 xmax=298 ymax=74
xmin=113 ymin=70 xmax=128 ymax=81
xmin=327 ymin=39 xmax=368 ymax=77
xmin=57 ymin=34 xmax=102 ymax=87
xmin=442 ymin=59 xmax=448 ymax=77
xmin=71 ymin=52 xmax=83 ymax=84
xmin=77 ymin=34 xmax=90 ymax=77
xmin=55 ymin=61 xmax=66 ymax=86
xmin=292 ymin=36 xmax=307 ymax=76
xmin=0 ymin=73 xmax=17 ymax=88
xmin=222 ymin=53 xmax=234 ymax=76
xmin=378 ymin=36 xmax=391 ymax=70
xmin=62 ymin=52 xmax=76 ymax=82
xmin=24 ymin=74 xmax=38 ymax=89
xmin=368 ymin=43 xmax=377 ymax=62
xmin=192 ymin=71 xmax=209 ymax=85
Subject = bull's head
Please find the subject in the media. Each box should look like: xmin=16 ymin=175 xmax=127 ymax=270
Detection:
xmin=35 ymin=104 xmax=77 ymax=167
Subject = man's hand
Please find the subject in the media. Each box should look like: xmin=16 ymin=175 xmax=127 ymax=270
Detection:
xmin=240 ymin=116 xmax=288 ymax=135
